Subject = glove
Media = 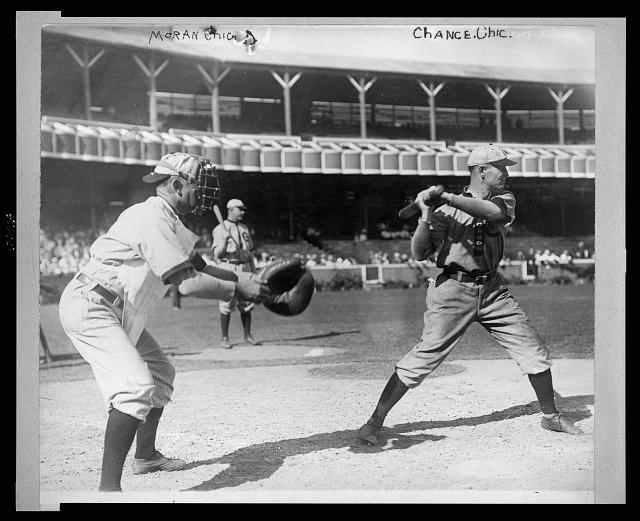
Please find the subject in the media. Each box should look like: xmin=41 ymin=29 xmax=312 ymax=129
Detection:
xmin=258 ymin=258 xmax=315 ymax=316
xmin=236 ymin=272 xmax=272 ymax=303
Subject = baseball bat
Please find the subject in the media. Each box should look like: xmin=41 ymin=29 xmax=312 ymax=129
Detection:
xmin=398 ymin=185 xmax=445 ymax=219
xmin=213 ymin=204 xmax=225 ymax=227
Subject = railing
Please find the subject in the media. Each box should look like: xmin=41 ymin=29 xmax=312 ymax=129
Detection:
xmin=40 ymin=116 xmax=595 ymax=178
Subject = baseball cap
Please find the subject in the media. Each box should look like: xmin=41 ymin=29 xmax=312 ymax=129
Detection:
xmin=142 ymin=153 xmax=202 ymax=183
xmin=467 ymin=144 xmax=517 ymax=167
xmin=226 ymin=199 xmax=246 ymax=210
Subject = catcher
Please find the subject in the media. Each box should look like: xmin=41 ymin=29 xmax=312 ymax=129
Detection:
xmin=57 ymin=153 xmax=313 ymax=492
xmin=357 ymin=144 xmax=584 ymax=446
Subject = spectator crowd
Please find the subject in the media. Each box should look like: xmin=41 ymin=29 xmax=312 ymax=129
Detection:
xmin=39 ymin=228 xmax=103 ymax=276
xmin=40 ymin=224 xmax=593 ymax=280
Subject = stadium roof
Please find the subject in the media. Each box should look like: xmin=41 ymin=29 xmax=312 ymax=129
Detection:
xmin=42 ymin=24 xmax=595 ymax=86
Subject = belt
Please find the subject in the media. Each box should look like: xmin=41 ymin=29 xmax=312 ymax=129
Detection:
xmin=445 ymin=269 xmax=497 ymax=285
xmin=220 ymin=259 xmax=243 ymax=264
xmin=75 ymin=272 xmax=124 ymax=311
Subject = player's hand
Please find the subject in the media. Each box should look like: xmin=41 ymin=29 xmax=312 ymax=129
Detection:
xmin=236 ymin=272 xmax=273 ymax=303
xmin=415 ymin=185 xmax=445 ymax=213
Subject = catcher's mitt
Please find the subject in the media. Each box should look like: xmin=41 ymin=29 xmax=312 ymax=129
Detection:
xmin=258 ymin=258 xmax=315 ymax=316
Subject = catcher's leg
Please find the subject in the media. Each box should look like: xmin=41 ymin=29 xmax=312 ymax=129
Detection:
xmin=100 ymin=409 xmax=140 ymax=491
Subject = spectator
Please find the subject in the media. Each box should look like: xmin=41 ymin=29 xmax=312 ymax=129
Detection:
xmin=573 ymin=241 xmax=590 ymax=259
xmin=558 ymin=250 xmax=572 ymax=265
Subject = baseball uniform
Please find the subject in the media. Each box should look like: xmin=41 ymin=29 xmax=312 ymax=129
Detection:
xmin=357 ymin=144 xmax=583 ymax=445
xmin=59 ymin=195 xmax=234 ymax=420
xmin=212 ymin=218 xmax=255 ymax=314
xmin=395 ymin=187 xmax=552 ymax=388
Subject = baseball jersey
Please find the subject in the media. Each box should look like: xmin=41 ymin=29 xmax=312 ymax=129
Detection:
xmin=426 ymin=188 xmax=515 ymax=273
xmin=82 ymin=196 xmax=200 ymax=343
xmin=212 ymin=220 xmax=254 ymax=262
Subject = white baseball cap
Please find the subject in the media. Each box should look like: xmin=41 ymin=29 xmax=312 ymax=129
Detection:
xmin=226 ymin=198 xmax=246 ymax=209
xmin=142 ymin=153 xmax=201 ymax=183
xmin=467 ymin=144 xmax=517 ymax=167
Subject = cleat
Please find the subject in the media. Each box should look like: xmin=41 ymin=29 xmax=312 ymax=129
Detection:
xmin=541 ymin=412 xmax=584 ymax=435
xmin=132 ymin=451 xmax=186 ymax=475
xmin=356 ymin=420 xmax=382 ymax=446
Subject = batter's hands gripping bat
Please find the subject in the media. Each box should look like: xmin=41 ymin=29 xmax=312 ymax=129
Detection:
xmin=398 ymin=185 xmax=445 ymax=219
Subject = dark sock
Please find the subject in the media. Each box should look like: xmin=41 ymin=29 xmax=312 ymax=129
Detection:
xmin=370 ymin=372 xmax=410 ymax=426
xmin=220 ymin=313 xmax=230 ymax=339
xmin=527 ymin=369 xmax=558 ymax=415
xmin=99 ymin=409 xmax=140 ymax=492
xmin=134 ymin=407 xmax=164 ymax=460
xmin=240 ymin=312 xmax=252 ymax=338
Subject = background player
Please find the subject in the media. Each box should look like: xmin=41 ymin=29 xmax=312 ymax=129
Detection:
xmin=356 ymin=144 xmax=584 ymax=445
xmin=57 ymin=153 xmax=271 ymax=492
xmin=211 ymin=199 xmax=258 ymax=349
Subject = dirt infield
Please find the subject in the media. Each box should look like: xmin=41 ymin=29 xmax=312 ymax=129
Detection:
xmin=39 ymin=357 xmax=594 ymax=507
xmin=38 ymin=285 xmax=594 ymax=506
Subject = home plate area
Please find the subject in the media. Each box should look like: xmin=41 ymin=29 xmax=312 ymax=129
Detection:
xmin=180 ymin=344 xmax=346 ymax=361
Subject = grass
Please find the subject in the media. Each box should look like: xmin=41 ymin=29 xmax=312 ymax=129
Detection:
xmin=39 ymin=283 xmax=594 ymax=383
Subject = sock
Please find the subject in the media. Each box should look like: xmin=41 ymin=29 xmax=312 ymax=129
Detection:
xmin=370 ymin=372 xmax=410 ymax=426
xmin=134 ymin=407 xmax=164 ymax=460
xmin=220 ymin=313 xmax=230 ymax=339
xmin=99 ymin=409 xmax=140 ymax=492
xmin=527 ymin=369 xmax=558 ymax=415
xmin=240 ymin=312 xmax=252 ymax=338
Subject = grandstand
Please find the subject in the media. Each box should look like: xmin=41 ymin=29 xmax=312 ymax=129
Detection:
xmin=39 ymin=23 xmax=595 ymax=274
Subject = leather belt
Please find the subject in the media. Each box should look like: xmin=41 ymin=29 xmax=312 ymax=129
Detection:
xmin=445 ymin=269 xmax=497 ymax=285
xmin=75 ymin=272 xmax=124 ymax=311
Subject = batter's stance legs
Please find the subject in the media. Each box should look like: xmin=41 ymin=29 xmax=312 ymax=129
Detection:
xmin=357 ymin=372 xmax=409 ymax=445
xmin=528 ymin=368 xmax=583 ymax=434
xmin=99 ymin=409 xmax=140 ymax=492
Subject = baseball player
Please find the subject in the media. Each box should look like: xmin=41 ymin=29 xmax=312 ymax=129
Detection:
xmin=57 ymin=153 xmax=271 ymax=492
xmin=357 ymin=144 xmax=583 ymax=445
xmin=211 ymin=199 xmax=258 ymax=349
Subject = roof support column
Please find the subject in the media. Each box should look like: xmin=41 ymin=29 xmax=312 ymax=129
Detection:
xmin=65 ymin=44 xmax=105 ymax=121
xmin=348 ymin=75 xmax=377 ymax=138
xmin=548 ymin=87 xmax=574 ymax=145
xmin=133 ymin=54 xmax=170 ymax=130
xmin=417 ymin=80 xmax=445 ymax=141
xmin=271 ymin=70 xmax=302 ymax=136
xmin=485 ymin=84 xmax=510 ymax=143
xmin=197 ymin=63 xmax=231 ymax=133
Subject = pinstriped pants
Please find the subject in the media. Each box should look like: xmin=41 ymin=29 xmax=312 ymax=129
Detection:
xmin=396 ymin=272 xmax=552 ymax=388
xmin=58 ymin=278 xmax=175 ymax=421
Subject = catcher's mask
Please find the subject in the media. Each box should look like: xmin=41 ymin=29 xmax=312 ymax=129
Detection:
xmin=143 ymin=153 xmax=221 ymax=215
xmin=189 ymin=159 xmax=220 ymax=215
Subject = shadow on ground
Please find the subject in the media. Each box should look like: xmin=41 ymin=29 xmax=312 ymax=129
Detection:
xmin=182 ymin=394 xmax=593 ymax=491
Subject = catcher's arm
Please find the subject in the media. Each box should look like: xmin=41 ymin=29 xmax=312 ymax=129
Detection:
xmin=167 ymin=266 xmax=270 ymax=302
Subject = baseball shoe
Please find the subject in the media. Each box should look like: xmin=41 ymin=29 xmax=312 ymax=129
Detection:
xmin=131 ymin=451 xmax=187 ymax=475
xmin=220 ymin=338 xmax=232 ymax=349
xmin=356 ymin=419 xmax=382 ymax=446
xmin=541 ymin=412 xmax=584 ymax=435
xmin=244 ymin=335 xmax=260 ymax=345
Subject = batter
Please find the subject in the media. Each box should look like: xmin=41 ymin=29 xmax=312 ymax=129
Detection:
xmin=356 ymin=144 xmax=584 ymax=445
